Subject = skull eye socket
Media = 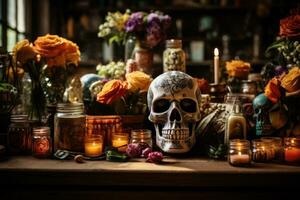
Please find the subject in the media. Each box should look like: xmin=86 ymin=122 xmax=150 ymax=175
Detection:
xmin=153 ymin=98 xmax=170 ymax=113
xmin=180 ymin=98 xmax=197 ymax=113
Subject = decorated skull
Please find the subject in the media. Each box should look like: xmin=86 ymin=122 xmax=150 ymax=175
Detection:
xmin=147 ymin=71 xmax=201 ymax=153
xmin=253 ymin=93 xmax=273 ymax=136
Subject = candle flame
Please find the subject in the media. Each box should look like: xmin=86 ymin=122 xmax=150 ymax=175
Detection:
xmin=214 ymin=48 xmax=219 ymax=56
xmin=238 ymin=152 xmax=242 ymax=156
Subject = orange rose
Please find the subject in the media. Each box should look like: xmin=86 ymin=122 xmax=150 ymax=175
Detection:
xmin=279 ymin=13 xmax=300 ymax=39
xmin=264 ymin=78 xmax=282 ymax=103
xmin=226 ymin=60 xmax=251 ymax=79
xmin=126 ymin=71 xmax=151 ymax=92
xmin=97 ymin=80 xmax=128 ymax=104
xmin=63 ymin=39 xmax=80 ymax=66
xmin=34 ymin=34 xmax=67 ymax=58
xmin=12 ymin=39 xmax=37 ymax=65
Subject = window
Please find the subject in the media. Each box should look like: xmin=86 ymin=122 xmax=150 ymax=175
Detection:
xmin=0 ymin=0 xmax=27 ymax=51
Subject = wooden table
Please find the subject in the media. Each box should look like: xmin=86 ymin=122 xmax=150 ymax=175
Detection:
xmin=0 ymin=156 xmax=300 ymax=199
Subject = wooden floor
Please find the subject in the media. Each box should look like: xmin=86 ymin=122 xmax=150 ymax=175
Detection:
xmin=0 ymin=156 xmax=300 ymax=199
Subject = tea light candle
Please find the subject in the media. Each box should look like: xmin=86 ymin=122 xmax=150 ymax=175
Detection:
xmin=230 ymin=152 xmax=250 ymax=165
xmin=84 ymin=136 xmax=103 ymax=157
xmin=214 ymin=48 xmax=219 ymax=84
xmin=112 ymin=134 xmax=129 ymax=152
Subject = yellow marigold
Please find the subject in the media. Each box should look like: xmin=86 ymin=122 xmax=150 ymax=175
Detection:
xmin=264 ymin=78 xmax=282 ymax=103
xmin=226 ymin=60 xmax=251 ymax=79
xmin=126 ymin=71 xmax=151 ymax=92
xmin=12 ymin=39 xmax=37 ymax=65
xmin=281 ymin=67 xmax=300 ymax=93
xmin=34 ymin=34 xmax=67 ymax=58
xmin=97 ymin=80 xmax=128 ymax=104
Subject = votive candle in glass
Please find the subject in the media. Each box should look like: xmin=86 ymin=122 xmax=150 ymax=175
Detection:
xmin=32 ymin=127 xmax=52 ymax=158
xmin=284 ymin=137 xmax=300 ymax=163
xmin=112 ymin=133 xmax=129 ymax=152
xmin=84 ymin=135 xmax=103 ymax=157
xmin=261 ymin=137 xmax=283 ymax=161
xmin=228 ymin=139 xmax=251 ymax=167
xmin=251 ymin=139 xmax=275 ymax=162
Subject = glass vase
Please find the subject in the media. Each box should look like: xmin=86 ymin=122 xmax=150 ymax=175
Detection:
xmin=132 ymin=41 xmax=153 ymax=75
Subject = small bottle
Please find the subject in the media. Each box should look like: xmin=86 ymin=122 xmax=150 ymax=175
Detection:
xmin=163 ymin=39 xmax=186 ymax=72
xmin=228 ymin=139 xmax=251 ymax=167
xmin=284 ymin=137 xmax=300 ymax=163
xmin=130 ymin=129 xmax=152 ymax=149
xmin=32 ymin=127 xmax=52 ymax=158
xmin=224 ymin=103 xmax=247 ymax=145
xmin=251 ymin=139 xmax=275 ymax=162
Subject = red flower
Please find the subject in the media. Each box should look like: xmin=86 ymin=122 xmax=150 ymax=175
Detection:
xmin=279 ymin=13 xmax=300 ymax=39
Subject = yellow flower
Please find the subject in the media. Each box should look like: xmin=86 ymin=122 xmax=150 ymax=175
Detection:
xmin=12 ymin=39 xmax=37 ymax=65
xmin=264 ymin=78 xmax=282 ymax=103
xmin=126 ymin=71 xmax=151 ymax=92
xmin=226 ymin=60 xmax=251 ymax=79
xmin=281 ymin=67 xmax=300 ymax=93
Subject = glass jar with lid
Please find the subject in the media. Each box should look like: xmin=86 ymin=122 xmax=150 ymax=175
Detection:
xmin=163 ymin=39 xmax=186 ymax=72
xmin=54 ymin=103 xmax=85 ymax=152
xmin=130 ymin=129 xmax=152 ymax=149
xmin=32 ymin=127 xmax=52 ymax=158
xmin=228 ymin=139 xmax=251 ymax=167
xmin=251 ymin=139 xmax=275 ymax=162
xmin=7 ymin=114 xmax=31 ymax=154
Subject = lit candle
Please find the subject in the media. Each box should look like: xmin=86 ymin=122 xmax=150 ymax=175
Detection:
xmin=84 ymin=135 xmax=103 ymax=157
xmin=285 ymin=139 xmax=300 ymax=163
xmin=112 ymin=134 xmax=129 ymax=152
xmin=214 ymin=48 xmax=219 ymax=84
xmin=230 ymin=152 xmax=250 ymax=165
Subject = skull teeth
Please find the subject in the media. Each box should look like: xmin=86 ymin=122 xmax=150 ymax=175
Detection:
xmin=162 ymin=129 xmax=189 ymax=140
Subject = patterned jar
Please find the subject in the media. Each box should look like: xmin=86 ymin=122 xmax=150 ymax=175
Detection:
xmin=163 ymin=39 xmax=186 ymax=72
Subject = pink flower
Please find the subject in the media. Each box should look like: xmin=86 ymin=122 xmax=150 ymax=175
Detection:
xmin=126 ymin=143 xmax=142 ymax=158
xmin=146 ymin=151 xmax=163 ymax=163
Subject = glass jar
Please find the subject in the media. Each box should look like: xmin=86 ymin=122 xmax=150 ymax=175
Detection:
xmin=261 ymin=137 xmax=283 ymax=161
xmin=251 ymin=139 xmax=275 ymax=162
xmin=86 ymin=115 xmax=122 ymax=147
xmin=241 ymin=80 xmax=257 ymax=95
xmin=163 ymin=39 xmax=186 ymax=72
xmin=84 ymin=135 xmax=103 ymax=157
xmin=130 ymin=129 xmax=152 ymax=149
xmin=32 ymin=127 xmax=52 ymax=158
xmin=228 ymin=139 xmax=251 ymax=167
xmin=112 ymin=133 xmax=129 ymax=152
xmin=284 ymin=137 xmax=300 ymax=163
xmin=54 ymin=103 xmax=85 ymax=152
xmin=7 ymin=115 xmax=31 ymax=154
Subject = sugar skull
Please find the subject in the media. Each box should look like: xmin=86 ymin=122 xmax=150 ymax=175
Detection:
xmin=147 ymin=71 xmax=201 ymax=153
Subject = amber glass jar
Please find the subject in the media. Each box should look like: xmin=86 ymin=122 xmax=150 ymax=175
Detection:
xmin=261 ymin=137 xmax=283 ymax=161
xmin=54 ymin=103 xmax=85 ymax=152
xmin=251 ymin=139 xmax=275 ymax=162
xmin=130 ymin=129 xmax=152 ymax=149
xmin=32 ymin=127 xmax=52 ymax=158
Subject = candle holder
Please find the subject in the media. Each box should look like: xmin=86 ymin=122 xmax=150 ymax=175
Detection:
xmin=251 ymin=139 xmax=275 ymax=162
xmin=130 ymin=129 xmax=153 ymax=149
xmin=84 ymin=135 xmax=103 ymax=157
xmin=228 ymin=139 xmax=251 ymax=167
xmin=32 ymin=127 xmax=52 ymax=158
xmin=112 ymin=133 xmax=129 ymax=152
xmin=261 ymin=137 xmax=283 ymax=162
xmin=284 ymin=137 xmax=300 ymax=164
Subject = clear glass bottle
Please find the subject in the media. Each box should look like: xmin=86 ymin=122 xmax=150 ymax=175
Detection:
xmin=261 ymin=137 xmax=283 ymax=161
xmin=163 ymin=39 xmax=186 ymax=72
xmin=251 ymin=139 xmax=275 ymax=162
xmin=224 ymin=103 xmax=247 ymax=145
xmin=54 ymin=103 xmax=85 ymax=152
xmin=284 ymin=137 xmax=300 ymax=163
xmin=130 ymin=129 xmax=152 ymax=149
xmin=32 ymin=127 xmax=52 ymax=158
xmin=125 ymin=36 xmax=136 ymax=62
xmin=228 ymin=139 xmax=251 ymax=167
xmin=7 ymin=115 xmax=31 ymax=154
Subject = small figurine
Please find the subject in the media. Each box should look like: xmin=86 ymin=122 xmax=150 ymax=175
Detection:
xmin=64 ymin=76 xmax=83 ymax=103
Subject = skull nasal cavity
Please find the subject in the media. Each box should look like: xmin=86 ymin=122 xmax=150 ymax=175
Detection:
xmin=170 ymin=109 xmax=181 ymax=121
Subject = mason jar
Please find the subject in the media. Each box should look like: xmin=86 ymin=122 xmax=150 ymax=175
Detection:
xmin=7 ymin=115 xmax=31 ymax=154
xmin=54 ymin=103 xmax=85 ymax=152
xmin=261 ymin=137 xmax=284 ymax=161
xmin=163 ymin=39 xmax=186 ymax=72
xmin=251 ymin=139 xmax=275 ymax=162
xmin=32 ymin=127 xmax=52 ymax=158
xmin=228 ymin=139 xmax=251 ymax=167
xmin=284 ymin=137 xmax=300 ymax=163
xmin=130 ymin=129 xmax=152 ymax=149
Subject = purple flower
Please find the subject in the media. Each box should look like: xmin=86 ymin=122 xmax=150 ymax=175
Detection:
xmin=275 ymin=65 xmax=288 ymax=77
xmin=125 ymin=12 xmax=145 ymax=33
xmin=146 ymin=151 xmax=163 ymax=163
xmin=146 ymin=22 xmax=162 ymax=48
xmin=147 ymin=13 xmax=160 ymax=24
xmin=141 ymin=147 xmax=152 ymax=158
xmin=126 ymin=143 xmax=142 ymax=158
